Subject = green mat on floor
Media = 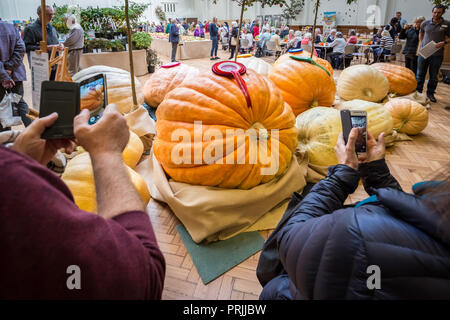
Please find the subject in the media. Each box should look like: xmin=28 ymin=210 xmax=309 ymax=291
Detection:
xmin=176 ymin=224 xmax=265 ymax=285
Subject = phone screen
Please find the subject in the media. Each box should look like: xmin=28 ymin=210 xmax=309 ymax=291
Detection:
xmin=351 ymin=115 xmax=367 ymax=153
xmin=80 ymin=75 xmax=106 ymax=125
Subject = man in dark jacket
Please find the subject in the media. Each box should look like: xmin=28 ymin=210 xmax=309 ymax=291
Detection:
xmin=169 ymin=19 xmax=180 ymax=62
xmin=0 ymin=20 xmax=31 ymax=130
xmin=257 ymin=129 xmax=450 ymax=299
xmin=22 ymin=5 xmax=63 ymax=66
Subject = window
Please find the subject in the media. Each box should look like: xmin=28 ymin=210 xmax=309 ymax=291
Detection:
xmin=163 ymin=2 xmax=176 ymax=13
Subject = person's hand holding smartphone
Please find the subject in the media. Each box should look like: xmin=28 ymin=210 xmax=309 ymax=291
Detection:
xmin=74 ymin=104 xmax=129 ymax=157
xmin=358 ymin=131 xmax=386 ymax=163
xmin=334 ymin=128 xmax=359 ymax=170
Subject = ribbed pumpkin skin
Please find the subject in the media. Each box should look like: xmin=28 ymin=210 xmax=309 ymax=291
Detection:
xmin=296 ymin=107 xmax=341 ymax=167
xmin=237 ymin=56 xmax=272 ymax=76
xmin=143 ymin=64 xmax=199 ymax=108
xmin=269 ymin=52 xmax=336 ymax=116
xmin=122 ymin=131 xmax=144 ymax=168
xmin=80 ymin=86 xmax=103 ymax=111
xmin=339 ymin=100 xmax=394 ymax=138
xmin=73 ymin=66 xmax=144 ymax=114
xmin=372 ymin=63 xmax=417 ymax=96
xmin=337 ymin=65 xmax=389 ymax=102
xmin=153 ymin=69 xmax=298 ymax=189
xmin=384 ymin=98 xmax=429 ymax=135
xmin=62 ymin=152 xmax=150 ymax=213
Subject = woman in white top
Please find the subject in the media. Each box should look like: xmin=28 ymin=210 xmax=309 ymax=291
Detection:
xmin=327 ymin=32 xmax=347 ymax=69
xmin=240 ymin=28 xmax=253 ymax=53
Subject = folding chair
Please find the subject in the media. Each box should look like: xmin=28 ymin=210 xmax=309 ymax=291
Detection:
xmin=265 ymin=41 xmax=278 ymax=60
xmin=384 ymin=44 xmax=402 ymax=63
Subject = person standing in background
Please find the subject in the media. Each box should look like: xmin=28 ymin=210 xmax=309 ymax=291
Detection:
xmin=205 ymin=20 xmax=210 ymax=34
xmin=22 ymin=5 xmax=63 ymax=66
xmin=209 ymin=17 xmax=219 ymax=60
xmin=169 ymin=19 xmax=180 ymax=63
xmin=229 ymin=21 xmax=239 ymax=59
xmin=416 ymin=5 xmax=450 ymax=103
xmin=395 ymin=11 xmax=407 ymax=29
xmin=63 ymin=14 xmax=84 ymax=77
xmin=194 ymin=24 xmax=204 ymax=38
xmin=165 ymin=18 xmax=172 ymax=34
xmin=399 ymin=17 xmax=425 ymax=75
xmin=0 ymin=20 xmax=31 ymax=130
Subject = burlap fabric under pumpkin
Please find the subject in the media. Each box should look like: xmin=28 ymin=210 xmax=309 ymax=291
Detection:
xmin=135 ymin=152 xmax=307 ymax=243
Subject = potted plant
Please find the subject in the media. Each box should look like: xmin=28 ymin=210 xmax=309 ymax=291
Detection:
xmin=131 ymin=32 xmax=152 ymax=50
xmin=146 ymin=48 xmax=161 ymax=73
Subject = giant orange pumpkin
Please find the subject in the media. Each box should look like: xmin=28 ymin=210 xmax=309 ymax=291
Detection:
xmin=372 ymin=63 xmax=417 ymax=96
xmin=384 ymin=98 xmax=429 ymax=135
xmin=153 ymin=69 xmax=298 ymax=189
xmin=143 ymin=64 xmax=199 ymax=108
xmin=269 ymin=52 xmax=336 ymax=116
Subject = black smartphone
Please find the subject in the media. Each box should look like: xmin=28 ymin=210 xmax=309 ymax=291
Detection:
xmin=79 ymin=74 xmax=107 ymax=125
xmin=340 ymin=109 xmax=367 ymax=156
xmin=40 ymin=81 xmax=80 ymax=139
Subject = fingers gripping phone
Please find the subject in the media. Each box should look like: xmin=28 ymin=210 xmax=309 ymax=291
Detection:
xmin=80 ymin=74 xmax=108 ymax=125
xmin=40 ymin=81 xmax=80 ymax=139
xmin=340 ymin=109 xmax=367 ymax=156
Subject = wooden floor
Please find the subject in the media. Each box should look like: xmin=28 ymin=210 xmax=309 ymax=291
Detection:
xmin=23 ymin=47 xmax=450 ymax=300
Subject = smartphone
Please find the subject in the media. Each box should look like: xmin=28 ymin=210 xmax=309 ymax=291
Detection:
xmin=40 ymin=81 xmax=80 ymax=139
xmin=340 ymin=109 xmax=367 ymax=156
xmin=79 ymin=74 xmax=107 ymax=125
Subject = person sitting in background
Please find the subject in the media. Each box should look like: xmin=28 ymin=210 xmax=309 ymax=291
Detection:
xmin=270 ymin=29 xmax=282 ymax=57
xmin=253 ymin=23 xmax=260 ymax=38
xmin=194 ymin=24 xmax=204 ymax=38
xmin=280 ymin=26 xmax=290 ymax=39
xmin=363 ymin=27 xmax=383 ymax=64
xmin=373 ymin=29 xmax=393 ymax=63
xmin=0 ymin=19 xmax=31 ymax=131
xmin=400 ymin=17 xmax=426 ymax=75
xmin=327 ymin=31 xmax=346 ymax=69
xmin=314 ymin=28 xmax=322 ymax=44
xmin=288 ymin=30 xmax=302 ymax=49
xmin=155 ymin=22 xmax=164 ymax=33
xmin=63 ymin=14 xmax=84 ymax=77
xmin=326 ymin=29 xmax=336 ymax=43
xmin=240 ymin=28 xmax=254 ymax=54
xmin=149 ymin=22 xmax=156 ymax=33
xmin=257 ymin=27 xmax=271 ymax=56
xmin=347 ymin=29 xmax=358 ymax=44
xmin=287 ymin=29 xmax=295 ymax=41
xmin=0 ymin=104 xmax=166 ymax=299
xmin=257 ymin=128 xmax=450 ymax=300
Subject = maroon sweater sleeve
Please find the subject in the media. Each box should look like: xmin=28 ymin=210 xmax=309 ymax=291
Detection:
xmin=0 ymin=146 xmax=165 ymax=299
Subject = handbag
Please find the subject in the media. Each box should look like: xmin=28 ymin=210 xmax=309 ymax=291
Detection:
xmin=0 ymin=91 xmax=22 ymax=128
xmin=231 ymin=36 xmax=237 ymax=46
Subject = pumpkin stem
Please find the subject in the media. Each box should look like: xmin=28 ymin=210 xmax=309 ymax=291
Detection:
xmin=397 ymin=119 xmax=408 ymax=132
xmin=363 ymin=88 xmax=373 ymax=98
xmin=310 ymin=100 xmax=319 ymax=108
xmin=251 ymin=122 xmax=270 ymax=140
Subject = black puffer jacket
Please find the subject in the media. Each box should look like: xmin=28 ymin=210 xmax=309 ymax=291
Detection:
xmin=257 ymin=159 xmax=450 ymax=299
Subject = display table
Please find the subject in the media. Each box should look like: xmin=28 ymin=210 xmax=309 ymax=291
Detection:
xmin=150 ymin=38 xmax=212 ymax=60
xmin=80 ymin=49 xmax=148 ymax=76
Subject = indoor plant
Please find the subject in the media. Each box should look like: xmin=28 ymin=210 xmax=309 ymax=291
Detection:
xmin=132 ymin=32 xmax=152 ymax=50
xmin=146 ymin=49 xmax=161 ymax=73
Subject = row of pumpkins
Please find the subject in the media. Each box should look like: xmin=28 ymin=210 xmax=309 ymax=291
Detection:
xmin=61 ymin=52 xmax=429 ymax=213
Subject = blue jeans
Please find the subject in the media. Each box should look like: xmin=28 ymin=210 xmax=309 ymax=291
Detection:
xmin=374 ymin=48 xmax=390 ymax=62
xmin=416 ymin=55 xmax=444 ymax=95
xmin=210 ymin=36 xmax=218 ymax=57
